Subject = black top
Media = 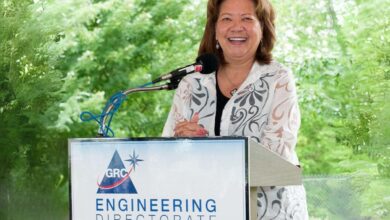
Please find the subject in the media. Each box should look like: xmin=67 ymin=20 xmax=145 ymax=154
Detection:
xmin=215 ymin=75 xmax=230 ymax=136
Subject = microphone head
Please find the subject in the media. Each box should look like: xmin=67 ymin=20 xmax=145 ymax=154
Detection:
xmin=196 ymin=53 xmax=219 ymax=74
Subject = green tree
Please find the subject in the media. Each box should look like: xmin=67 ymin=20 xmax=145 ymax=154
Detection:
xmin=1 ymin=0 xmax=205 ymax=218
xmin=1 ymin=0 xmax=68 ymax=218
xmin=273 ymin=0 xmax=389 ymax=218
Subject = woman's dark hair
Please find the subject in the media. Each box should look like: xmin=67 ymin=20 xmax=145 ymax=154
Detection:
xmin=198 ymin=0 xmax=276 ymax=64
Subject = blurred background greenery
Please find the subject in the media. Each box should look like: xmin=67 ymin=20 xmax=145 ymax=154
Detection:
xmin=0 ymin=0 xmax=389 ymax=219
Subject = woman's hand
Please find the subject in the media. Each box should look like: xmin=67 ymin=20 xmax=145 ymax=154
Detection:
xmin=174 ymin=113 xmax=209 ymax=137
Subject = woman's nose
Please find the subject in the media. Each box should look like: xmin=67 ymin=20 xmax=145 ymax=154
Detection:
xmin=230 ymin=19 xmax=244 ymax=31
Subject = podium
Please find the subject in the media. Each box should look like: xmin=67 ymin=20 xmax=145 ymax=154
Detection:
xmin=69 ymin=137 xmax=301 ymax=220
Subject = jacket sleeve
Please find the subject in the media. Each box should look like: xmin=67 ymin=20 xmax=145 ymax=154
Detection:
xmin=162 ymin=79 xmax=192 ymax=137
xmin=260 ymin=68 xmax=301 ymax=164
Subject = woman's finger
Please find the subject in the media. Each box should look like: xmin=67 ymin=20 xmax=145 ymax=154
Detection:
xmin=174 ymin=124 xmax=208 ymax=137
xmin=174 ymin=112 xmax=208 ymax=137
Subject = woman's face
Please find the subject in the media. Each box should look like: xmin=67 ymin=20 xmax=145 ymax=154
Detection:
xmin=215 ymin=0 xmax=262 ymax=63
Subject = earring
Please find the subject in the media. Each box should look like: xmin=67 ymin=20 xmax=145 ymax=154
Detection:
xmin=216 ymin=41 xmax=220 ymax=49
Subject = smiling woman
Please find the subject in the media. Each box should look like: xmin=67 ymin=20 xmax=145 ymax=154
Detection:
xmin=163 ymin=0 xmax=309 ymax=219
xmin=216 ymin=0 xmax=262 ymax=64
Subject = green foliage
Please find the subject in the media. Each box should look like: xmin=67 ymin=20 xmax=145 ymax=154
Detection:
xmin=46 ymin=0 xmax=206 ymax=137
xmin=273 ymin=0 xmax=389 ymax=218
xmin=1 ymin=0 xmax=205 ymax=218
xmin=274 ymin=0 xmax=390 ymax=176
xmin=304 ymin=174 xmax=390 ymax=219
xmin=1 ymin=1 xmax=67 ymax=218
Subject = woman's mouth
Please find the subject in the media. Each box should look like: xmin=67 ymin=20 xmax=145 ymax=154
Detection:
xmin=228 ymin=37 xmax=247 ymax=44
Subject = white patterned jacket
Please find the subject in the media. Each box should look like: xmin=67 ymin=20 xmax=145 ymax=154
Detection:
xmin=163 ymin=61 xmax=308 ymax=219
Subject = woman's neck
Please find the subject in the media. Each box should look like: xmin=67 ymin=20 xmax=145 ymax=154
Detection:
xmin=220 ymin=59 xmax=254 ymax=84
xmin=217 ymin=58 xmax=255 ymax=97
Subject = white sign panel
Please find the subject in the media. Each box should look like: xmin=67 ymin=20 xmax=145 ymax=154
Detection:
xmin=69 ymin=138 xmax=248 ymax=220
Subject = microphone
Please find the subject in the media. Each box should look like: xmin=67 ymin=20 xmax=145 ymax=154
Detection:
xmin=152 ymin=53 xmax=219 ymax=84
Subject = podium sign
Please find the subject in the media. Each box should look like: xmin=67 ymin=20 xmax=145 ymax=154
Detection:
xmin=69 ymin=138 xmax=249 ymax=220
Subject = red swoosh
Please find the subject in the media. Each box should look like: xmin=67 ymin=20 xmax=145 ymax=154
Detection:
xmin=97 ymin=167 xmax=133 ymax=190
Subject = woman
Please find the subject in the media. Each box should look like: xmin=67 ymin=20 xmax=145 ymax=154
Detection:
xmin=163 ymin=0 xmax=308 ymax=219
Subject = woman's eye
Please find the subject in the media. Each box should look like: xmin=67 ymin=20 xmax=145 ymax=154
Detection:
xmin=243 ymin=17 xmax=253 ymax=21
xmin=221 ymin=17 xmax=231 ymax=21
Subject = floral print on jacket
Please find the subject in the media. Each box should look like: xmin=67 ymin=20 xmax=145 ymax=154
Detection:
xmin=163 ymin=61 xmax=308 ymax=220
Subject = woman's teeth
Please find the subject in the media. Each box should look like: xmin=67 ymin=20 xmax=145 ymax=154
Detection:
xmin=228 ymin=37 xmax=247 ymax=42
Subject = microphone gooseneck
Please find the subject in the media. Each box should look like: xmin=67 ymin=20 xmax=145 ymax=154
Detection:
xmin=80 ymin=53 xmax=219 ymax=137
xmin=152 ymin=53 xmax=219 ymax=84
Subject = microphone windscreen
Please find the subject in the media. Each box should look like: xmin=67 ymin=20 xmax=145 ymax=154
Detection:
xmin=196 ymin=53 xmax=219 ymax=74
